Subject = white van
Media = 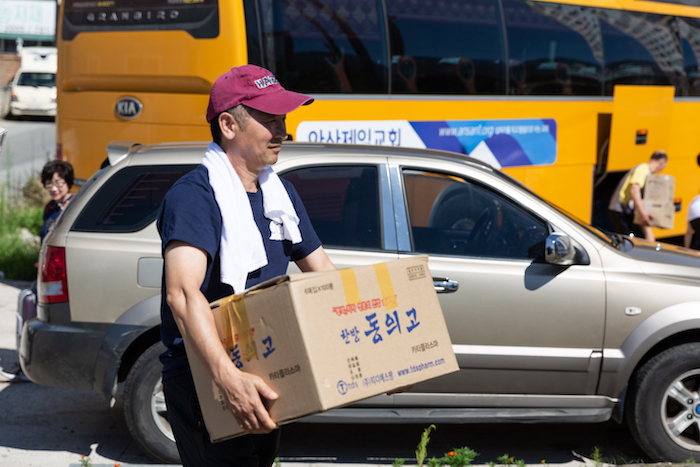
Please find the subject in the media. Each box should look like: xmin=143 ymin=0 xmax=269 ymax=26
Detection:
xmin=9 ymin=47 xmax=57 ymax=118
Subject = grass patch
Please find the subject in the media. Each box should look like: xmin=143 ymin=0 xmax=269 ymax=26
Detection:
xmin=0 ymin=178 xmax=45 ymax=281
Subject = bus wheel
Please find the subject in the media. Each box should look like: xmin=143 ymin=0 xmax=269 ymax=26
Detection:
xmin=627 ymin=343 xmax=700 ymax=462
xmin=124 ymin=342 xmax=180 ymax=464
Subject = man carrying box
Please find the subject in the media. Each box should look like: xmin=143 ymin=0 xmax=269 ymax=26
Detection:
xmin=608 ymin=149 xmax=669 ymax=240
xmin=157 ymin=65 xmax=336 ymax=467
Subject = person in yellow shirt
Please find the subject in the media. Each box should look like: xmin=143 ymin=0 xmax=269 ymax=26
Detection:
xmin=608 ymin=150 xmax=668 ymax=240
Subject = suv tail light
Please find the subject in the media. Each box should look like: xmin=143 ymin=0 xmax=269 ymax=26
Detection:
xmin=38 ymin=246 xmax=69 ymax=304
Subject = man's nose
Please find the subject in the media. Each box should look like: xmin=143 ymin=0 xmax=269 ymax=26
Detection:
xmin=273 ymin=119 xmax=287 ymax=139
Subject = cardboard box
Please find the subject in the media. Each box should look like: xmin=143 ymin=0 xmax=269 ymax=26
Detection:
xmin=634 ymin=174 xmax=675 ymax=229
xmin=188 ymin=255 xmax=459 ymax=442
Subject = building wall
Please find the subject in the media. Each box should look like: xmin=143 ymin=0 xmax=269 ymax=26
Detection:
xmin=0 ymin=53 xmax=21 ymax=84
xmin=0 ymin=53 xmax=20 ymax=116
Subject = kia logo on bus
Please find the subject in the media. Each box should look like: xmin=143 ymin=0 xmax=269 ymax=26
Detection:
xmin=115 ymin=97 xmax=143 ymax=120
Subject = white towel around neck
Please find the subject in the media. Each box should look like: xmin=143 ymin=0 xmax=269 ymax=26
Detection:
xmin=202 ymin=142 xmax=302 ymax=293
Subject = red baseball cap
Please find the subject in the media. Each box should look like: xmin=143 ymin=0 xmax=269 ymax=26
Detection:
xmin=207 ymin=65 xmax=314 ymax=122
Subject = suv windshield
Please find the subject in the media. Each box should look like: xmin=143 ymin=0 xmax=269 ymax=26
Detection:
xmin=547 ymin=199 xmax=634 ymax=251
xmin=489 ymin=165 xmax=631 ymax=250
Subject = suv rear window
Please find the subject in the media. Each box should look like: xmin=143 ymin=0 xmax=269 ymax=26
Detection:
xmin=72 ymin=165 xmax=196 ymax=233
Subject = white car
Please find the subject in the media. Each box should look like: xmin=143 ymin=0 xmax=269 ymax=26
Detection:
xmin=9 ymin=70 xmax=57 ymax=118
xmin=9 ymin=48 xmax=57 ymax=119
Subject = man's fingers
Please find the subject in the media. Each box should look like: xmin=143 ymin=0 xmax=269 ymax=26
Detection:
xmin=239 ymin=405 xmax=278 ymax=433
xmin=225 ymin=373 xmax=278 ymax=433
xmin=253 ymin=377 xmax=279 ymax=402
xmin=236 ymin=410 xmax=277 ymax=434
xmin=386 ymin=384 xmax=413 ymax=395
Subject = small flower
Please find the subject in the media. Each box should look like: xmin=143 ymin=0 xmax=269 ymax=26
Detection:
xmin=448 ymin=451 xmax=456 ymax=457
xmin=81 ymin=456 xmax=86 ymax=459
xmin=115 ymin=464 xmax=121 ymax=467
xmin=541 ymin=461 xmax=546 ymax=464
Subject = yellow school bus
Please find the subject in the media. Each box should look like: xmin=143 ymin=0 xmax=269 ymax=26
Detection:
xmin=57 ymin=0 xmax=700 ymax=239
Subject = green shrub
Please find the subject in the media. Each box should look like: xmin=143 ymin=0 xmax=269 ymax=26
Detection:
xmin=0 ymin=232 xmax=40 ymax=280
xmin=0 ymin=185 xmax=43 ymax=280
xmin=22 ymin=177 xmax=51 ymax=210
xmin=424 ymin=448 xmax=480 ymax=467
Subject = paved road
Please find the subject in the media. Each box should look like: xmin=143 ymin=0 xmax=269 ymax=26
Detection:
xmin=0 ymin=280 xmax=154 ymax=467
xmin=0 ymin=116 xmax=55 ymax=194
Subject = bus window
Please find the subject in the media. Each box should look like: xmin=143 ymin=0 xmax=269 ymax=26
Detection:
xmin=386 ymin=0 xmax=505 ymax=95
xmin=679 ymin=17 xmax=700 ymax=96
xmin=256 ymin=0 xmax=388 ymax=93
xmin=503 ymin=0 xmax=604 ymax=96
xmin=243 ymin=0 xmax=263 ymax=67
xmin=598 ymin=10 xmax=686 ymax=95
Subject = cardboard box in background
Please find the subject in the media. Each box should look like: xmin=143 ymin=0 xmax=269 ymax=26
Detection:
xmin=634 ymin=174 xmax=675 ymax=230
xmin=188 ymin=255 xmax=459 ymax=442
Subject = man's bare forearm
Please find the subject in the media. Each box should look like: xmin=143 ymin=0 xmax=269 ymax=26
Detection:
xmin=630 ymin=183 xmax=650 ymax=225
xmin=164 ymin=241 xmax=278 ymax=433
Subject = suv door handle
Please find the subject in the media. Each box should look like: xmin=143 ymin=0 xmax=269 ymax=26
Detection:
xmin=433 ymin=277 xmax=459 ymax=293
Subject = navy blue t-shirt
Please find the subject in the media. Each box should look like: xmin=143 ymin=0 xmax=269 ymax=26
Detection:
xmin=157 ymin=165 xmax=321 ymax=380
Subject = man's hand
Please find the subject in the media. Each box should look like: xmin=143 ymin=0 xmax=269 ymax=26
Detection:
xmin=386 ymin=385 xmax=413 ymax=396
xmin=217 ymin=364 xmax=278 ymax=433
xmin=637 ymin=209 xmax=653 ymax=227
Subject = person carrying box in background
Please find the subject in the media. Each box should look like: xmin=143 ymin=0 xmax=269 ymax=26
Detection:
xmin=608 ymin=149 xmax=668 ymax=241
xmin=685 ymin=191 xmax=700 ymax=249
xmin=157 ymin=65 xmax=336 ymax=467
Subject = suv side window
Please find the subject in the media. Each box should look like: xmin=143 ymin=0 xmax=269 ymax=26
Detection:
xmin=281 ymin=165 xmax=381 ymax=249
xmin=403 ymin=169 xmax=548 ymax=259
xmin=72 ymin=165 xmax=197 ymax=233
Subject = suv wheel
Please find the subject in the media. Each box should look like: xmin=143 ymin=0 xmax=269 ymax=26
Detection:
xmin=124 ymin=342 xmax=180 ymax=464
xmin=627 ymin=343 xmax=700 ymax=461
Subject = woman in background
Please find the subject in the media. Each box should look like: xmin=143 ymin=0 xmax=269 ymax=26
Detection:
xmin=40 ymin=160 xmax=74 ymax=241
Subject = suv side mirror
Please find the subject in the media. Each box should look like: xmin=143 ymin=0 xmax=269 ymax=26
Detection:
xmin=545 ymin=233 xmax=576 ymax=266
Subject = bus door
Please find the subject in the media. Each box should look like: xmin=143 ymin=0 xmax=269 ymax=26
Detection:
xmin=608 ymin=85 xmax=674 ymax=172
xmin=592 ymin=85 xmax=675 ymax=233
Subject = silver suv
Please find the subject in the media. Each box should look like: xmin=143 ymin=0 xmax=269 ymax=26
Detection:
xmin=19 ymin=141 xmax=700 ymax=464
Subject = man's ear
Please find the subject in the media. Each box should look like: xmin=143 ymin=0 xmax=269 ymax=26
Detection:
xmin=218 ymin=112 xmax=237 ymax=140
